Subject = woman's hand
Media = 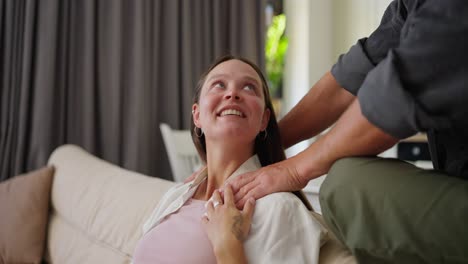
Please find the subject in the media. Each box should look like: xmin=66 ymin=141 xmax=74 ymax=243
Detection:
xmin=202 ymin=184 xmax=255 ymax=264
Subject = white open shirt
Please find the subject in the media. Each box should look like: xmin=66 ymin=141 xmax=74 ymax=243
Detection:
xmin=141 ymin=155 xmax=327 ymax=264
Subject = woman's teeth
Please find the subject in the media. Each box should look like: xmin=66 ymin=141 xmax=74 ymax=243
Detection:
xmin=220 ymin=109 xmax=243 ymax=117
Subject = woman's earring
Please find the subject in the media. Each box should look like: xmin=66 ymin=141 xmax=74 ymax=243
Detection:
xmin=194 ymin=127 xmax=204 ymax=138
xmin=259 ymin=130 xmax=268 ymax=140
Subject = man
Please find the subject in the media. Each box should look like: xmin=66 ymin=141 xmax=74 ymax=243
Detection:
xmin=229 ymin=0 xmax=468 ymax=262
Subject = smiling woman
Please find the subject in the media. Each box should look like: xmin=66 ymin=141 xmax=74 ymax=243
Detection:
xmin=192 ymin=58 xmax=270 ymax=161
xmin=190 ymin=56 xmax=294 ymax=170
xmin=132 ymin=55 xmax=324 ymax=264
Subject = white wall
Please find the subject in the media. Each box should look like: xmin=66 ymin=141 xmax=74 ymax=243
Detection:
xmin=283 ymin=0 xmax=392 ymax=157
xmin=332 ymin=0 xmax=392 ymax=60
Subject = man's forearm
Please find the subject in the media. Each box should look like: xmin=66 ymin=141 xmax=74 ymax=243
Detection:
xmin=279 ymin=71 xmax=354 ymax=149
xmin=293 ymin=99 xmax=399 ymax=180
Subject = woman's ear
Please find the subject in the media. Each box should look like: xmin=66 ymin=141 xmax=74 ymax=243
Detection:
xmin=192 ymin=104 xmax=201 ymax=128
xmin=261 ymin=108 xmax=270 ymax=131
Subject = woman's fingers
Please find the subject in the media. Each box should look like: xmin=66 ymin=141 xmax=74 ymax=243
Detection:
xmin=202 ymin=188 xmax=253 ymax=256
xmin=242 ymin=198 xmax=256 ymax=220
xmin=204 ymin=190 xmax=223 ymax=221
xmin=212 ymin=190 xmax=223 ymax=207
xmin=223 ymin=184 xmax=235 ymax=206
xmin=206 ymin=200 xmax=215 ymax=214
xmin=201 ymin=215 xmax=209 ymax=224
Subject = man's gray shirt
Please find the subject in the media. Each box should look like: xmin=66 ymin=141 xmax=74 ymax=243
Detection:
xmin=331 ymin=0 xmax=468 ymax=178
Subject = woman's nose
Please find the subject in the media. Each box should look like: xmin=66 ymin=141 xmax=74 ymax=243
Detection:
xmin=224 ymin=88 xmax=240 ymax=100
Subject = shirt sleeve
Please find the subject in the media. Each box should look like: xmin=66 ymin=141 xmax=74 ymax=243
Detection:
xmin=331 ymin=0 xmax=407 ymax=95
xmin=358 ymin=0 xmax=468 ymax=138
xmin=245 ymin=193 xmax=326 ymax=264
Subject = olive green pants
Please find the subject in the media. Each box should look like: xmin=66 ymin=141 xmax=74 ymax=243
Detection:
xmin=319 ymin=157 xmax=468 ymax=264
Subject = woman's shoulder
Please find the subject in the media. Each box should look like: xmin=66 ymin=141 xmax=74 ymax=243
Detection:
xmin=246 ymin=192 xmax=325 ymax=262
xmin=255 ymin=192 xmax=308 ymax=214
xmin=257 ymin=192 xmax=303 ymax=206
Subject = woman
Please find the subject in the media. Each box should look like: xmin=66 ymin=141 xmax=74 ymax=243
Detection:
xmin=133 ymin=55 xmax=325 ymax=263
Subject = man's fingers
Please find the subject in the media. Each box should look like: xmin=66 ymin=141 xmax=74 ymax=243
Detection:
xmin=234 ymin=180 xmax=259 ymax=203
xmin=236 ymin=196 xmax=247 ymax=209
xmin=236 ymin=183 xmax=267 ymax=209
xmin=230 ymin=171 xmax=257 ymax=194
xmin=242 ymin=198 xmax=256 ymax=220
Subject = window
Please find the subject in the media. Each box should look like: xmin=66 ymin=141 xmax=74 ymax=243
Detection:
xmin=265 ymin=0 xmax=286 ymax=115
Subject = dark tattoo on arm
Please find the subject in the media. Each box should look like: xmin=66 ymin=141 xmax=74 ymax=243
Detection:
xmin=231 ymin=215 xmax=245 ymax=242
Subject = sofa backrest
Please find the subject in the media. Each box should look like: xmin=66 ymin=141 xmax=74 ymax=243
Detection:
xmin=46 ymin=145 xmax=176 ymax=264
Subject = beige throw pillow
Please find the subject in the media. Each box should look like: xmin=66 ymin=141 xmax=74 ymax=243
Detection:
xmin=0 ymin=166 xmax=54 ymax=264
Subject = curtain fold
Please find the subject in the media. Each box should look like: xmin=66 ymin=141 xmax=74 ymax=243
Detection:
xmin=0 ymin=0 xmax=266 ymax=181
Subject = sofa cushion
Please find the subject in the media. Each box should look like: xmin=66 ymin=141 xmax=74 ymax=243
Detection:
xmin=0 ymin=166 xmax=54 ymax=264
xmin=46 ymin=145 xmax=176 ymax=264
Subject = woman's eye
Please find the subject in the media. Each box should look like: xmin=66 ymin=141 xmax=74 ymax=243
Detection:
xmin=214 ymin=82 xmax=225 ymax=89
xmin=243 ymin=84 xmax=255 ymax=91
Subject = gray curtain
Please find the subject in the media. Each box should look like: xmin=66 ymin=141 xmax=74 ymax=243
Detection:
xmin=0 ymin=0 xmax=266 ymax=181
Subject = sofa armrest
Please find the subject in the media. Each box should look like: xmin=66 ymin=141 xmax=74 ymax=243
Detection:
xmin=46 ymin=144 xmax=175 ymax=263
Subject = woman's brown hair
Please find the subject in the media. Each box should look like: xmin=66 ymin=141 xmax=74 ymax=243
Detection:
xmin=190 ymin=55 xmax=312 ymax=210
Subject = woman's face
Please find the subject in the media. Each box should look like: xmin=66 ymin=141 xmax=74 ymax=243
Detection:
xmin=193 ymin=59 xmax=270 ymax=143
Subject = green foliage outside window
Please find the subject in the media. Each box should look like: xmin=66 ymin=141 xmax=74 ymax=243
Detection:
xmin=266 ymin=14 xmax=288 ymax=98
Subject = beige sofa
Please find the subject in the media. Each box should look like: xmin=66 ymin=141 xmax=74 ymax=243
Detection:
xmin=45 ymin=144 xmax=356 ymax=263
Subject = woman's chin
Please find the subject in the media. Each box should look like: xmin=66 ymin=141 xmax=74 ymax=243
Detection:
xmin=209 ymin=129 xmax=256 ymax=143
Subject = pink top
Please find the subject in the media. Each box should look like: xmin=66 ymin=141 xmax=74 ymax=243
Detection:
xmin=133 ymin=198 xmax=217 ymax=264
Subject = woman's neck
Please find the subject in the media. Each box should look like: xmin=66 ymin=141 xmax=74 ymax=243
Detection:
xmin=194 ymin=141 xmax=254 ymax=201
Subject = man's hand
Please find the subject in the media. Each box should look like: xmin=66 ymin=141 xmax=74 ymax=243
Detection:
xmin=229 ymin=159 xmax=309 ymax=209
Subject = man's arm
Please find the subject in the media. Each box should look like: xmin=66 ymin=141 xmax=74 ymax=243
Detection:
xmin=232 ymin=99 xmax=398 ymax=208
xmin=293 ymin=99 xmax=399 ymax=179
xmin=279 ymin=71 xmax=354 ymax=149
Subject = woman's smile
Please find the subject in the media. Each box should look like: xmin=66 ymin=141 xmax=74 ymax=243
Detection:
xmin=219 ymin=109 xmax=244 ymax=117
xmin=217 ymin=105 xmax=246 ymax=118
